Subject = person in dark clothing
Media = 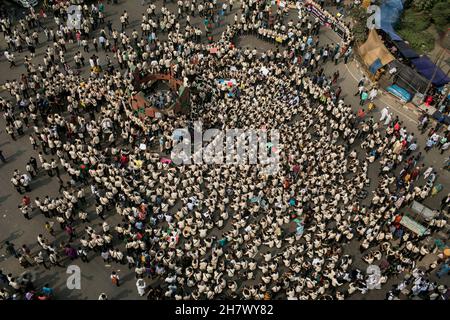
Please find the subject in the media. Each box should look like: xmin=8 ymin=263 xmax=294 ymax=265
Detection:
xmin=0 ymin=270 xmax=8 ymax=285
xmin=29 ymin=157 xmax=38 ymax=172
xmin=58 ymin=178 xmax=67 ymax=193
xmin=65 ymin=224 xmax=75 ymax=242
xmin=0 ymin=150 xmax=6 ymax=163
xmin=440 ymin=193 xmax=450 ymax=211
xmin=19 ymin=204 xmax=31 ymax=220
xmin=5 ymin=241 xmax=19 ymax=258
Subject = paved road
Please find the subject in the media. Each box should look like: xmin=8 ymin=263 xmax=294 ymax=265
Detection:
xmin=0 ymin=1 xmax=448 ymax=300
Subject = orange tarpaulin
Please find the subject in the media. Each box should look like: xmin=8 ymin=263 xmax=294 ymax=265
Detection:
xmin=359 ymin=29 xmax=395 ymax=68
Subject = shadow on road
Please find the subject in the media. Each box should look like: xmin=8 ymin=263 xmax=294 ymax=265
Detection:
xmin=0 ymin=194 xmax=11 ymax=204
xmin=1 ymin=229 xmax=25 ymax=244
xmin=6 ymin=148 xmax=26 ymax=162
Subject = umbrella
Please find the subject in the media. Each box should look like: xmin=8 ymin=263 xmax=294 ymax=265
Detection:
xmin=444 ymin=248 xmax=450 ymax=257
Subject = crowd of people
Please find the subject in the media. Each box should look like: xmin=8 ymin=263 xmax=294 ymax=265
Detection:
xmin=144 ymin=88 xmax=178 ymax=110
xmin=0 ymin=0 xmax=448 ymax=300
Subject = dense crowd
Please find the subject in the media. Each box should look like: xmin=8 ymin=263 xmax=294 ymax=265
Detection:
xmin=0 ymin=0 xmax=448 ymax=300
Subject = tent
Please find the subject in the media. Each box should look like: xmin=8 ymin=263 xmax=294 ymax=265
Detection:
xmin=410 ymin=56 xmax=450 ymax=87
xmin=359 ymin=29 xmax=395 ymax=73
xmin=388 ymin=60 xmax=429 ymax=95
xmin=392 ymin=40 xmax=419 ymax=59
xmin=379 ymin=0 xmax=404 ymax=41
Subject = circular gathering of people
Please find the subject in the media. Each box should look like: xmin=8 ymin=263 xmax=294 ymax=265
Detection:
xmin=0 ymin=0 xmax=449 ymax=300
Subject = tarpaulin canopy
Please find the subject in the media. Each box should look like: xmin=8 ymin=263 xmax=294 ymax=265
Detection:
xmin=369 ymin=58 xmax=383 ymax=74
xmin=389 ymin=60 xmax=429 ymax=94
xmin=359 ymin=29 xmax=395 ymax=69
xmin=392 ymin=40 xmax=419 ymax=59
xmin=380 ymin=0 xmax=404 ymax=41
xmin=411 ymin=56 xmax=450 ymax=87
xmin=387 ymin=84 xmax=412 ymax=102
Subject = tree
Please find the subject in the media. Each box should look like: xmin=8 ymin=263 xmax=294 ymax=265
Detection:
xmin=413 ymin=0 xmax=438 ymax=11
xmin=431 ymin=1 xmax=450 ymax=34
xmin=349 ymin=6 xmax=369 ymax=43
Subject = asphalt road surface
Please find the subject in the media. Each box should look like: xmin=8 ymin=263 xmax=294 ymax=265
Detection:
xmin=0 ymin=0 xmax=448 ymax=299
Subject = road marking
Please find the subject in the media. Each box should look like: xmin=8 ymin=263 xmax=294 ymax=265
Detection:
xmin=345 ymin=63 xmax=361 ymax=82
xmin=344 ymin=63 xmax=418 ymax=124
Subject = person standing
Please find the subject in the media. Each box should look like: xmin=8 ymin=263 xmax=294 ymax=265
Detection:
xmin=51 ymin=159 xmax=59 ymax=177
xmin=26 ymin=162 xmax=35 ymax=178
xmin=22 ymin=195 xmax=31 ymax=207
xmin=440 ymin=193 xmax=450 ymax=211
xmin=344 ymin=46 xmax=352 ymax=64
xmin=34 ymin=251 xmax=50 ymax=269
xmin=20 ymin=174 xmax=31 ymax=192
xmin=45 ymin=221 xmax=56 ymax=236
xmin=82 ymin=39 xmax=89 ymax=52
xmin=49 ymin=251 xmax=64 ymax=267
xmin=333 ymin=51 xmax=340 ymax=65
xmin=358 ymin=75 xmax=367 ymax=88
xmin=77 ymin=247 xmax=89 ymax=262
xmin=136 ymin=278 xmax=146 ymax=296
xmin=424 ymin=138 xmax=435 ymax=152
xmin=19 ymin=204 xmax=32 ymax=220
xmin=98 ymin=293 xmax=108 ymax=300
xmin=93 ymin=38 xmax=98 ymax=52
xmin=111 ymin=271 xmax=120 ymax=287
xmin=58 ymin=178 xmax=67 ymax=193
xmin=436 ymin=262 xmax=450 ymax=278
xmin=65 ymin=224 xmax=75 ymax=242
xmin=42 ymin=161 xmax=53 ymax=177
xmin=21 ymin=244 xmax=32 ymax=257
xmin=29 ymin=156 xmax=38 ymax=173
xmin=332 ymin=70 xmax=339 ymax=84
xmin=369 ymin=88 xmax=378 ymax=101
xmin=360 ymin=90 xmax=368 ymax=106
xmin=379 ymin=106 xmax=389 ymax=122
xmin=41 ymin=284 xmax=53 ymax=297
xmin=11 ymin=176 xmax=23 ymax=194
xmin=64 ymin=244 xmax=78 ymax=260
xmin=384 ymin=112 xmax=393 ymax=126
xmin=4 ymin=241 xmax=19 ymax=258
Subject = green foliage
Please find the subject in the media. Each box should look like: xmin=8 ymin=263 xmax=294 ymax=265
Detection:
xmin=413 ymin=0 xmax=438 ymax=11
xmin=349 ymin=6 xmax=369 ymax=42
xmin=395 ymin=0 xmax=448 ymax=53
xmin=431 ymin=1 xmax=450 ymax=33
xmin=398 ymin=9 xmax=431 ymax=31
xmin=397 ymin=29 xmax=435 ymax=53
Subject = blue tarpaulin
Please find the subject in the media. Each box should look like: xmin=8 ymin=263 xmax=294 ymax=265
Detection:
xmin=380 ymin=0 xmax=404 ymax=41
xmin=369 ymin=58 xmax=383 ymax=74
xmin=387 ymin=84 xmax=412 ymax=102
xmin=393 ymin=40 xmax=419 ymax=59
xmin=411 ymin=56 xmax=450 ymax=87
